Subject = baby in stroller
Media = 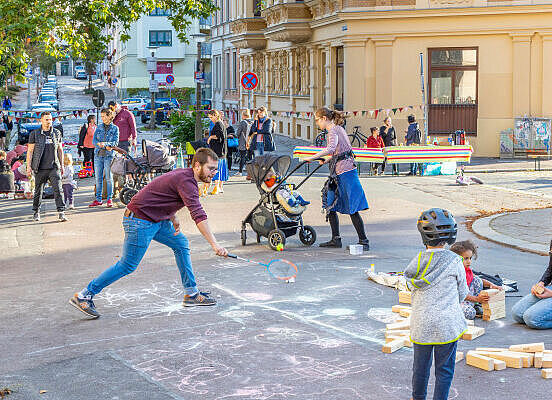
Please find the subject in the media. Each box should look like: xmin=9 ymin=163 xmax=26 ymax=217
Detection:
xmin=263 ymin=168 xmax=310 ymax=208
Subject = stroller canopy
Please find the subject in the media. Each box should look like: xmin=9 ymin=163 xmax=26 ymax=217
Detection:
xmin=247 ymin=154 xmax=291 ymax=193
xmin=142 ymin=139 xmax=174 ymax=168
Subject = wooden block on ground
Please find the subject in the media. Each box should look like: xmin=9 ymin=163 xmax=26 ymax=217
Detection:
xmin=386 ymin=319 xmax=411 ymax=331
xmin=399 ymin=291 xmax=412 ymax=304
xmin=475 ymin=347 xmax=508 ymax=352
xmin=542 ymin=368 xmax=552 ymax=379
xmin=466 ymin=351 xmax=494 ymax=371
xmin=465 ymin=319 xmax=474 ymax=326
xmin=392 ymin=305 xmax=409 ymax=313
xmin=399 ymin=308 xmax=412 ymax=318
xmin=482 ymin=289 xmax=505 ymax=301
xmin=535 ymin=352 xmax=544 ymax=368
xmin=509 ymin=343 xmax=545 ymax=353
xmin=385 ymin=329 xmax=410 ymax=338
xmin=506 ymin=351 xmax=534 ymax=367
xmin=474 ymin=351 xmax=523 ymax=368
xmin=462 ymin=326 xmax=485 ymax=340
xmin=382 ymin=338 xmax=405 ymax=353
xmin=455 ymin=351 xmax=464 ymax=363
xmin=542 ymin=355 xmax=552 ymax=368
xmin=493 ymin=359 xmax=507 ymax=370
xmin=403 ymin=338 xmax=413 ymax=348
xmin=482 ymin=311 xmax=506 ymax=321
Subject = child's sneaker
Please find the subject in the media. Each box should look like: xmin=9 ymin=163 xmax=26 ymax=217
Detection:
xmin=69 ymin=293 xmax=100 ymax=318
xmin=183 ymin=292 xmax=217 ymax=307
xmin=106 ymin=199 xmax=113 ymax=208
xmin=69 ymin=202 xmax=75 ymax=210
xmin=89 ymin=200 xmax=102 ymax=207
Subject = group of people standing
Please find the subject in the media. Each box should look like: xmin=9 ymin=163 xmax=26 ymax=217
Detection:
xmin=201 ymin=106 xmax=276 ymax=195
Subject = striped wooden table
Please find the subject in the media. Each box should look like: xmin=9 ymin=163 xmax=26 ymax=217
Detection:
xmin=384 ymin=145 xmax=473 ymax=163
xmin=293 ymin=146 xmax=385 ymax=162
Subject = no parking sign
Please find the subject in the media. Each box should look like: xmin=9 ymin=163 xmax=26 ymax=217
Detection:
xmin=241 ymin=72 xmax=258 ymax=90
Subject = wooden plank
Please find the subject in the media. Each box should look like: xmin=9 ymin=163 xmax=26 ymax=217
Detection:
xmin=386 ymin=319 xmax=411 ymax=331
xmin=399 ymin=308 xmax=412 ymax=318
xmin=474 ymin=351 xmax=523 ymax=368
xmin=465 ymin=319 xmax=474 ymax=326
xmin=455 ymin=351 xmax=464 ymax=363
xmin=392 ymin=305 xmax=410 ymax=313
xmin=385 ymin=329 xmax=410 ymax=338
xmin=535 ymin=352 xmax=544 ymax=369
xmin=462 ymin=326 xmax=485 ymax=340
xmin=542 ymin=355 xmax=552 ymax=368
xmin=482 ymin=311 xmax=506 ymax=321
xmin=542 ymin=368 xmax=552 ymax=379
xmin=475 ymin=347 xmax=508 ymax=352
xmin=382 ymin=338 xmax=405 ymax=353
xmin=493 ymin=359 xmax=507 ymax=371
xmin=466 ymin=351 xmax=494 ymax=371
xmin=509 ymin=343 xmax=545 ymax=353
xmin=399 ymin=291 xmax=412 ymax=304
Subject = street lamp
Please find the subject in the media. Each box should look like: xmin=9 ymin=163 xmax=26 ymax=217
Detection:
xmin=146 ymin=46 xmax=159 ymax=129
xmin=192 ymin=32 xmax=207 ymax=141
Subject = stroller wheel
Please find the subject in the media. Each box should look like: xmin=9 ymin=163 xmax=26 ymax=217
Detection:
xmin=256 ymin=232 xmax=261 ymax=243
xmin=241 ymin=229 xmax=247 ymax=246
xmin=299 ymin=225 xmax=317 ymax=246
xmin=121 ymin=188 xmax=138 ymax=205
xmin=268 ymin=229 xmax=286 ymax=251
xmin=119 ymin=187 xmax=129 ymax=204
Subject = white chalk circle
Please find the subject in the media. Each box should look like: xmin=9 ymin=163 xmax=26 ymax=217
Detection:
xmin=219 ymin=310 xmax=255 ymax=319
xmin=296 ymin=295 xmax=321 ymax=303
xmin=322 ymin=308 xmax=356 ymax=316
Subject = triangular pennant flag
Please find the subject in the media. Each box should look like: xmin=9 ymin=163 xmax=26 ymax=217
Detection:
xmin=272 ymin=111 xmax=277 ymax=116
xmin=15 ymin=117 xmax=19 ymax=123
xmin=306 ymin=112 xmax=311 ymax=117
xmin=369 ymin=110 xmax=374 ymax=117
xmin=399 ymin=107 xmax=404 ymax=113
xmin=296 ymin=112 xmax=300 ymax=118
xmin=374 ymin=109 xmax=379 ymax=119
xmin=392 ymin=108 xmax=398 ymax=115
xmin=353 ymin=111 xmax=358 ymax=116
xmin=78 ymin=110 xmax=83 ymax=117
xmin=361 ymin=111 xmax=366 ymax=117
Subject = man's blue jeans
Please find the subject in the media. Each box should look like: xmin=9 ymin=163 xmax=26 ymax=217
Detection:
xmin=87 ymin=216 xmax=198 ymax=296
xmin=95 ymin=155 xmax=114 ymax=202
xmin=412 ymin=341 xmax=457 ymax=400
xmin=511 ymin=289 xmax=552 ymax=329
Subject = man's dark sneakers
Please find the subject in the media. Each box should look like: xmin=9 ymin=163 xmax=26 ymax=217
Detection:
xmin=69 ymin=293 xmax=100 ymax=318
xmin=183 ymin=292 xmax=217 ymax=307
xmin=319 ymin=237 xmax=342 ymax=248
xmin=33 ymin=212 xmax=40 ymax=222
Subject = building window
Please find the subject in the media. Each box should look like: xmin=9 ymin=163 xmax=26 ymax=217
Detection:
xmin=225 ymin=53 xmax=231 ymax=90
xmin=429 ymin=48 xmax=477 ymax=105
xmin=232 ymin=52 xmax=237 ymax=89
xmin=215 ymin=56 xmax=221 ymax=90
xmin=149 ymin=31 xmax=172 ymax=47
xmin=149 ymin=8 xmax=172 ymax=16
xmin=226 ymin=0 xmax=230 ymax=21
xmin=335 ymin=46 xmax=344 ymax=110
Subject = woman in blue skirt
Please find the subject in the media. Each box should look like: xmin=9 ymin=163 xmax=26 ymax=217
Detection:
xmin=207 ymin=109 xmax=228 ymax=194
xmin=305 ymin=107 xmax=370 ymax=250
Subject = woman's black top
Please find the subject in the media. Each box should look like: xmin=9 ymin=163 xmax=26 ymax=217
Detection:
xmin=209 ymin=120 xmax=226 ymax=157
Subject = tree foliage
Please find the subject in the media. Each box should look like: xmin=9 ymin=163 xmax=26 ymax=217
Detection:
xmin=0 ymin=0 xmax=216 ymax=85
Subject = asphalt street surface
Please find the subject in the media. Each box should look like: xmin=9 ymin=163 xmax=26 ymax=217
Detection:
xmin=1 ymin=77 xmax=552 ymax=399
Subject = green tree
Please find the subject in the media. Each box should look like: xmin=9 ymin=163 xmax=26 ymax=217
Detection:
xmin=0 ymin=0 xmax=217 ymax=85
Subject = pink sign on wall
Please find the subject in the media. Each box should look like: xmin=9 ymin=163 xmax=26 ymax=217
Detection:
xmin=156 ymin=62 xmax=173 ymax=74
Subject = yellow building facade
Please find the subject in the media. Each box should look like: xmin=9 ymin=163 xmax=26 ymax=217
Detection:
xmin=228 ymin=1 xmax=552 ymax=156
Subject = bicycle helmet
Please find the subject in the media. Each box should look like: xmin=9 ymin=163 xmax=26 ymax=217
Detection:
xmin=417 ymin=208 xmax=457 ymax=246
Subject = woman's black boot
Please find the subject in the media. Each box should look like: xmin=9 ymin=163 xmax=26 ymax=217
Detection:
xmin=319 ymin=236 xmax=342 ymax=248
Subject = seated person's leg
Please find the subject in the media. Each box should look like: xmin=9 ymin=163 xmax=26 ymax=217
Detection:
xmin=511 ymin=293 xmax=541 ymax=324
xmin=521 ymin=296 xmax=552 ymax=329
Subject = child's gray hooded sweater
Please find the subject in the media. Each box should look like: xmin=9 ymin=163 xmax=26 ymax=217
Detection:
xmin=404 ymin=248 xmax=469 ymax=345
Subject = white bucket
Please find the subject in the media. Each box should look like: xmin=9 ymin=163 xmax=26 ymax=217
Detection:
xmin=349 ymin=244 xmax=363 ymax=255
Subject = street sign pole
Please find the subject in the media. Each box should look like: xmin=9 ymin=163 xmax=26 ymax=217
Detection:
xmin=147 ymin=50 xmax=158 ymax=130
xmin=420 ymin=52 xmax=428 ymax=144
xmin=241 ymin=72 xmax=259 ymax=116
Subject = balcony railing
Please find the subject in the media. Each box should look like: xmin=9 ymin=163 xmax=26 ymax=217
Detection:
xmin=201 ymin=42 xmax=212 ymax=57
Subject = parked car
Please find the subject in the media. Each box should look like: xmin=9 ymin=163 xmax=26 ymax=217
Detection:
xmin=38 ymin=93 xmax=59 ymax=110
xmin=156 ymin=97 xmax=180 ymax=109
xmin=74 ymin=65 xmax=85 ymax=78
xmin=75 ymin=70 xmax=87 ymax=80
xmin=140 ymin=101 xmax=176 ymax=124
xmin=17 ymin=112 xmax=63 ymax=145
xmin=121 ymin=97 xmax=149 ymax=112
xmin=47 ymin=74 xmax=57 ymax=82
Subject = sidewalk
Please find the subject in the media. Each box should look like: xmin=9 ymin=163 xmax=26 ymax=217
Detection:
xmin=471 ymin=208 xmax=552 ymax=255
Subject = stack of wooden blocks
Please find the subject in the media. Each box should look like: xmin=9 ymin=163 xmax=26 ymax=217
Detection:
xmin=465 ymin=342 xmax=552 ymax=378
xmin=481 ymin=289 xmax=506 ymax=321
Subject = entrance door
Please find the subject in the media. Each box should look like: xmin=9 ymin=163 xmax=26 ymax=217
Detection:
xmin=428 ymin=48 xmax=478 ymax=135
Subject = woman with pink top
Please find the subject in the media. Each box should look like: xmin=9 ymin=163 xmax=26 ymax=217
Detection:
xmin=305 ymin=107 xmax=370 ymax=250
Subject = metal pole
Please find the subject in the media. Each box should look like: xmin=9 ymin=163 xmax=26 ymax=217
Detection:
xmin=148 ymin=51 xmax=156 ymax=129
xmin=420 ymin=52 xmax=428 ymax=144
xmin=248 ymin=89 xmax=251 ymax=112
xmin=26 ymin=73 xmax=31 ymax=110
xmin=195 ymin=41 xmax=202 ymax=141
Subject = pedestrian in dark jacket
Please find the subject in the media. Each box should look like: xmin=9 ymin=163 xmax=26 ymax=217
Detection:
xmin=2 ymin=96 xmax=12 ymax=111
xmin=380 ymin=117 xmax=399 ymax=175
xmin=249 ymin=106 xmax=275 ymax=156
xmin=405 ymin=114 xmax=422 ymax=176
xmin=207 ymin=109 xmax=228 ymax=195
xmin=236 ymin=109 xmax=252 ymax=176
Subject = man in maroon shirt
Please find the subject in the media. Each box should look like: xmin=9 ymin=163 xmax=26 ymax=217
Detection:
xmin=109 ymin=100 xmax=137 ymax=152
xmin=70 ymin=148 xmax=227 ymax=318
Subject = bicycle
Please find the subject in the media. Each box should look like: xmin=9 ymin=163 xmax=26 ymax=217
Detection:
xmin=348 ymin=126 xmax=369 ymax=148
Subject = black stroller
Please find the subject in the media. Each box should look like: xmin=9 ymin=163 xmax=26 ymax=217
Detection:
xmin=241 ymin=154 xmax=324 ymax=251
xmin=112 ymin=139 xmax=176 ymax=205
